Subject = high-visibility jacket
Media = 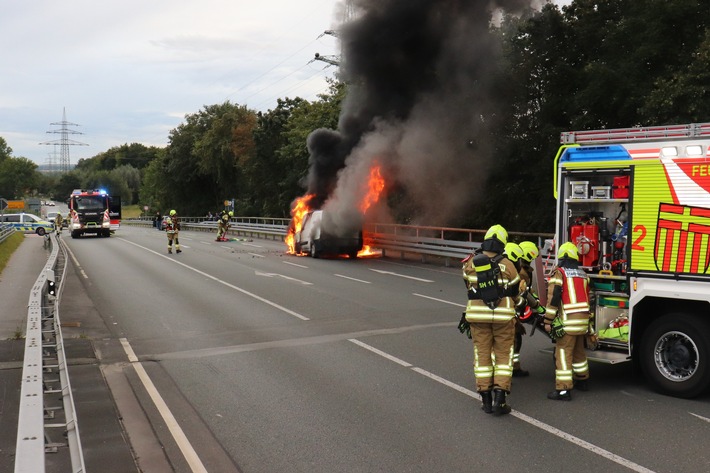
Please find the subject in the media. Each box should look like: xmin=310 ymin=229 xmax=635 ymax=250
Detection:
xmin=165 ymin=216 xmax=180 ymax=234
xmin=544 ymin=266 xmax=590 ymax=335
xmin=462 ymin=250 xmax=520 ymax=324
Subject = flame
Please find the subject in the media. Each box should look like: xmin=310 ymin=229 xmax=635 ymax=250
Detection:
xmin=359 ymin=163 xmax=385 ymax=213
xmin=285 ymin=194 xmax=315 ymax=254
xmin=357 ymin=244 xmax=381 ymax=258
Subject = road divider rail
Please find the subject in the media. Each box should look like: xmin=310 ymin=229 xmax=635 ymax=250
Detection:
xmin=124 ymin=217 xmax=553 ymax=267
xmin=15 ymin=232 xmax=85 ymax=473
xmin=0 ymin=222 xmax=16 ymax=245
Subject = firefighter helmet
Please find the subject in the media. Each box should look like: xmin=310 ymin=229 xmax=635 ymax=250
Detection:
xmin=228 ymin=211 xmax=234 ymax=217
xmin=557 ymin=242 xmax=579 ymax=260
xmin=504 ymin=242 xmax=524 ymax=262
xmin=169 ymin=209 xmax=176 ymax=216
xmin=519 ymin=241 xmax=539 ymax=262
xmin=484 ymin=224 xmax=508 ymax=245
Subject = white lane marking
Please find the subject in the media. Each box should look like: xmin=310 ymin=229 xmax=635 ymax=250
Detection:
xmin=220 ymin=246 xmax=231 ymax=250
xmin=120 ymin=338 xmax=208 ymax=473
xmin=248 ymin=253 xmax=265 ymax=258
xmin=200 ymin=241 xmax=212 ymax=245
xmin=254 ymin=271 xmax=312 ymax=286
xmin=63 ymin=243 xmax=89 ymax=279
xmin=350 ymin=339 xmax=656 ymax=473
xmin=369 ymin=268 xmax=433 ymax=282
xmin=413 ymin=293 xmax=465 ymax=308
xmin=335 ymin=274 xmax=371 ymax=284
xmin=283 ymin=261 xmax=308 ymax=268
xmin=348 ymin=339 xmax=412 ymax=367
xmin=242 ymin=242 xmax=262 ymax=248
xmin=119 ymin=238 xmax=309 ymax=320
xmin=690 ymin=412 xmax=710 ymax=423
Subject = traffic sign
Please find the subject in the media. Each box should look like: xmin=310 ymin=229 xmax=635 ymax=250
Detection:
xmin=0 ymin=198 xmax=7 ymax=211
xmin=6 ymin=200 xmax=24 ymax=210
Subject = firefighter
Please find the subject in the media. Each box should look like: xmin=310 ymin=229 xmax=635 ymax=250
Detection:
xmin=165 ymin=209 xmax=182 ymax=254
xmin=216 ymin=210 xmax=233 ymax=241
xmin=54 ymin=212 xmax=63 ymax=235
xmin=504 ymin=242 xmax=529 ymax=377
xmin=543 ymin=242 xmax=591 ymax=400
xmin=463 ymin=224 xmax=520 ymax=415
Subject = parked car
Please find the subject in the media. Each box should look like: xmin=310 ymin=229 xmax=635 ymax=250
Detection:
xmin=0 ymin=213 xmax=54 ymax=235
xmin=294 ymin=210 xmax=363 ymax=258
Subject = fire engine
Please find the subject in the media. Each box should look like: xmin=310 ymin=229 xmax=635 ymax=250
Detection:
xmin=551 ymin=122 xmax=710 ymax=398
xmin=68 ymin=189 xmax=121 ymax=238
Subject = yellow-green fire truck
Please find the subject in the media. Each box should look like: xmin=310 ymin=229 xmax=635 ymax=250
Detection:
xmin=552 ymin=122 xmax=710 ymax=398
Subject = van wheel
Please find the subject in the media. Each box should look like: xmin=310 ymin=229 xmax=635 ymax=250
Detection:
xmin=348 ymin=250 xmax=358 ymax=259
xmin=36 ymin=228 xmax=46 ymax=236
xmin=640 ymin=313 xmax=710 ymax=398
xmin=71 ymin=231 xmax=79 ymax=239
xmin=310 ymin=243 xmax=319 ymax=258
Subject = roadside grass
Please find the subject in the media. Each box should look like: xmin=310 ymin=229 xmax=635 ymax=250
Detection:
xmin=122 ymin=205 xmax=143 ymax=219
xmin=0 ymin=232 xmax=24 ymax=277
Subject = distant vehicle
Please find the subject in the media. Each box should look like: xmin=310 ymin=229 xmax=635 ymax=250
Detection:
xmin=0 ymin=213 xmax=54 ymax=236
xmin=68 ymin=189 xmax=121 ymax=238
xmin=294 ymin=210 xmax=363 ymax=258
xmin=46 ymin=211 xmax=68 ymax=228
xmin=47 ymin=202 xmax=55 ymax=206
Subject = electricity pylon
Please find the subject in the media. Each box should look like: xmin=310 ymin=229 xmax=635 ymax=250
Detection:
xmin=40 ymin=107 xmax=88 ymax=173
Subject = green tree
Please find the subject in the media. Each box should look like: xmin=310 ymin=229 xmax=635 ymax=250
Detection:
xmin=0 ymin=157 xmax=39 ymax=199
xmin=0 ymin=137 xmax=12 ymax=163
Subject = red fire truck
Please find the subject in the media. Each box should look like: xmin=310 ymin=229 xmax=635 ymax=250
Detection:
xmin=68 ymin=189 xmax=121 ymax=238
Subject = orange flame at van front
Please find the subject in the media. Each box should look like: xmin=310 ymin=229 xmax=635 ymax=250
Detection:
xmin=359 ymin=163 xmax=385 ymax=213
xmin=285 ymin=194 xmax=315 ymax=254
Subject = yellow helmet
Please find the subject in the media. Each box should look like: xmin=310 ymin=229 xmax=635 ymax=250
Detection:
xmin=504 ymin=242 xmax=524 ymax=262
xmin=557 ymin=241 xmax=579 ymax=261
xmin=519 ymin=241 xmax=539 ymax=262
xmin=169 ymin=209 xmax=176 ymax=216
xmin=484 ymin=224 xmax=508 ymax=245
xmin=228 ymin=211 xmax=234 ymax=217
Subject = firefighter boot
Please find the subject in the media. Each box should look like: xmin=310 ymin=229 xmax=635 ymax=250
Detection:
xmin=492 ymin=389 xmax=511 ymax=416
xmin=480 ymin=391 xmax=493 ymax=414
xmin=574 ymin=379 xmax=589 ymax=391
xmin=547 ymin=389 xmax=572 ymax=401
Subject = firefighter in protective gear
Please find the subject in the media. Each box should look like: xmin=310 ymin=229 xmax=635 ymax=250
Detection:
xmin=165 ymin=209 xmax=181 ymax=254
xmin=504 ymin=243 xmax=529 ymax=377
xmin=462 ymin=224 xmax=520 ymax=415
xmin=517 ymin=240 xmax=546 ymax=333
xmin=544 ymin=241 xmax=591 ymax=400
xmin=55 ymin=212 xmax=63 ymax=235
xmin=216 ymin=210 xmax=233 ymax=241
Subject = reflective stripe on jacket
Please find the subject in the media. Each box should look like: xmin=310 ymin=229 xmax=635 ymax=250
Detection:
xmin=545 ymin=267 xmax=590 ymax=334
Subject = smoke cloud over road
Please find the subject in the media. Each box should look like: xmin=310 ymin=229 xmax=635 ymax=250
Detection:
xmin=302 ymin=0 xmax=536 ymax=233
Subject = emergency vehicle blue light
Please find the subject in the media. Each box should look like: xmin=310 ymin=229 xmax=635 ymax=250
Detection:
xmin=562 ymin=145 xmax=631 ymax=162
xmin=99 ymin=189 xmax=107 ymax=195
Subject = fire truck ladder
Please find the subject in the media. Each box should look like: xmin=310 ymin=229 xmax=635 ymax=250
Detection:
xmin=561 ymin=122 xmax=710 ymax=145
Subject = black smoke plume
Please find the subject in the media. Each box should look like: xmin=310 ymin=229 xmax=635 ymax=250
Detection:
xmin=302 ymin=0 xmax=536 ymax=234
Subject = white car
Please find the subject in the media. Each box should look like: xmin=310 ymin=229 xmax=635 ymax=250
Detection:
xmin=0 ymin=213 xmax=55 ymax=235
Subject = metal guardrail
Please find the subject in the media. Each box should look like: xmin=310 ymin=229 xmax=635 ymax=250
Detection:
xmin=15 ymin=232 xmax=85 ymax=472
xmin=0 ymin=222 xmax=16 ymax=245
xmin=123 ymin=217 xmax=554 ymax=266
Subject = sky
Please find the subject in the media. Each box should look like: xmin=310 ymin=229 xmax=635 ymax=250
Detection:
xmin=0 ymin=0 xmax=342 ymax=167
xmin=0 ymin=0 xmax=570 ymax=168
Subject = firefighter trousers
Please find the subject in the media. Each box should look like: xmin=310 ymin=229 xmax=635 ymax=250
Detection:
xmin=471 ymin=319 xmax=515 ymax=393
xmin=167 ymin=232 xmax=180 ymax=251
xmin=554 ymin=333 xmax=589 ymax=390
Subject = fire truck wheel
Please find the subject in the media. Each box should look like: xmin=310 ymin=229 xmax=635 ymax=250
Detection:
xmin=640 ymin=313 xmax=710 ymax=398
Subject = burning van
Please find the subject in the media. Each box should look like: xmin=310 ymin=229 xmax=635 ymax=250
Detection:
xmin=294 ymin=210 xmax=363 ymax=258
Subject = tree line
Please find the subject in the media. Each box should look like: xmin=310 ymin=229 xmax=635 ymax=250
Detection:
xmin=2 ymin=0 xmax=708 ymax=232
